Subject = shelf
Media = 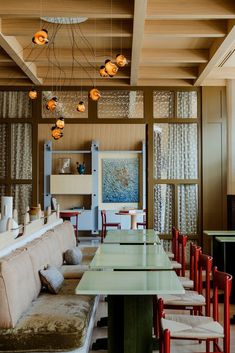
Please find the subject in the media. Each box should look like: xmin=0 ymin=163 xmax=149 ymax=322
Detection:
xmin=50 ymin=175 xmax=92 ymax=195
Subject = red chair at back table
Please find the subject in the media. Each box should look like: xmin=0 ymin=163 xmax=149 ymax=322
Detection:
xmin=101 ymin=210 xmax=121 ymax=242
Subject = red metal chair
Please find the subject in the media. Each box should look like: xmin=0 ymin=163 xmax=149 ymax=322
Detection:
xmin=157 ymin=267 xmax=232 ymax=353
xmin=171 ymin=232 xmax=187 ymax=276
xmin=137 ymin=208 xmax=147 ymax=229
xmin=101 ymin=210 xmax=121 ymax=242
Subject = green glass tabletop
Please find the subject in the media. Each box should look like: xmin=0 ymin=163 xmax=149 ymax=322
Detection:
xmin=104 ymin=229 xmax=160 ymax=244
xmin=89 ymin=244 xmax=172 ymax=270
xmin=215 ymin=236 xmax=235 ymax=242
xmin=75 ymin=270 xmax=185 ymax=295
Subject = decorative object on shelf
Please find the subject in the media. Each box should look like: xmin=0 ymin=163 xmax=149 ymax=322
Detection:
xmin=32 ymin=29 xmax=49 ymax=45
xmin=116 ymin=54 xmax=128 ymax=67
xmin=76 ymin=162 xmax=85 ymax=175
xmin=46 ymin=97 xmax=58 ymax=111
xmin=89 ymin=88 xmax=101 ymax=101
xmin=51 ymin=125 xmax=63 ymax=140
xmin=58 ymin=158 xmax=71 ymax=174
xmin=104 ymin=59 xmax=118 ymax=77
xmin=28 ymin=206 xmax=41 ymax=221
xmin=102 ymin=158 xmax=139 ymax=203
xmin=0 ymin=196 xmax=19 ymax=237
xmin=76 ymin=101 xmax=86 ymax=112
xmin=29 ymin=89 xmax=37 ymax=99
xmin=55 ymin=117 xmax=65 ymax=129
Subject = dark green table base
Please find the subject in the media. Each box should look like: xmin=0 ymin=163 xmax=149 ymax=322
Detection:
xmin=108 ymin=295 xmax=153 ymax=353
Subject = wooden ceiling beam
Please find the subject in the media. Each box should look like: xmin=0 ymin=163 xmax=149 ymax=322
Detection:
xmin=23 ymin=48 xmax=131 ymax=65
xmin=0 ymin=78 xmax=32 ymax=85
xmin=141 ymin=49 xmax=208 ymax=64
xmin=0 ymin=1 xmax=133 ymax=18
xmin=137 ymin=78 xmax=194 ymax=86
xmin=130 ymin=0 xmax=147 ymax=85
xmin=139 ymin=66 xmax=198 ymax=79
xmin=194 ymin=20 xmax=235 ymax=85
xmin=145 ymin=20 xmax=227 ymax=38
xmin=208 ymin=67 xmax=235 ymax=79
xmin=0 ymin=21 xmax=42 ymax=84
xmin=37 ymin=66 xmax=130 ymax=79
xmin=1 ymin=18 xmax=132 ymax=37
xmin=147 ymin=0 xmax=235 ymax=20
xmin=42 ymin=78 xmax=130 ymax=86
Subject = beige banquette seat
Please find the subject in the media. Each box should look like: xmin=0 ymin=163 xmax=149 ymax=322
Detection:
xmin=0 ymin=221 xmax=98 ymax=353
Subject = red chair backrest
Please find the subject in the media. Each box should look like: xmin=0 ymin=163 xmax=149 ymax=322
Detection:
xmin=213 ymin=267 xmax=232 ymax=353
xmin=101 ymin=210 xmax=107 ymax=224
xmin=198 ymin=253 xmax=213 ymax=316
xmin=177 ymin=234 xmax=187 ymax=276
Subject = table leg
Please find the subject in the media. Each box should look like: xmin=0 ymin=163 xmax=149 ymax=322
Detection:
xmin=108 ymin=295 xmax=153 ymax=353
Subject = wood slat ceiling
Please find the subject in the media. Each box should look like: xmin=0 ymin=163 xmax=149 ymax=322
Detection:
xmin=0 ymin=0 xmax=235 ymax=87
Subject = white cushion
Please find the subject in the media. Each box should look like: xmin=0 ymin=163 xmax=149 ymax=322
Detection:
xmin=64 ymin=247 xmax=83 ymax=265
xmin=171 ymin=260 xmax=182 ymax=269
xmin=166 ymin=251 xmax=174 ymax=259
xmin=178 ymin=276 xmax=194 ymax=289
xmin=162 ymin=314 xmax=224 ymax=339
xmin=159 ymin=290 xmax=205 ymax=306
xmin=39 ymin=266 xmax=64 ymax=294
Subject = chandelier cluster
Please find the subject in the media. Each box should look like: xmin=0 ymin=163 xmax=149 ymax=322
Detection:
xmin=99 ymin=54 xmax=127 ymax=78
xmin=29 ymin=25 xmax=127 ymax=140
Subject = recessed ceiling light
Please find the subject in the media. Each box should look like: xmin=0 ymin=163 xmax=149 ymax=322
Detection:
xmin=41 ymin=17 xmax=88 ymax=24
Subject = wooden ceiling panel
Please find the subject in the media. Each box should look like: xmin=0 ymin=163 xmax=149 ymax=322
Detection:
xmin=1 ymin=18 xmax=132 ymax=38
xmin=145 ymin=20 xmax=227 ymax=38
xmin=147 ymin=0 xmax=235 ymax=19
xmin=0 ymin=1 xmax=134 ymax=18
xmin=142 ymin=38 xmax=214 ymax=50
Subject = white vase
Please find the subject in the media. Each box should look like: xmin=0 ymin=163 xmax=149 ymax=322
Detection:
xmin=0 ymin=197 xmax=19 ymax=237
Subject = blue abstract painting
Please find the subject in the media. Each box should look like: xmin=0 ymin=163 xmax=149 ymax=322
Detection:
xmin=102 ymin=158 xmax=139 ymax=203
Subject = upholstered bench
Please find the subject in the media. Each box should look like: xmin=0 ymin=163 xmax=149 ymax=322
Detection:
xmin=0 ymin=221 xmax=99 ymax=353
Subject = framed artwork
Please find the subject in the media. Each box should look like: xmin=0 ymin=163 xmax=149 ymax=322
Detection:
xmin=102 ymin=158 xmax=139 ymax=203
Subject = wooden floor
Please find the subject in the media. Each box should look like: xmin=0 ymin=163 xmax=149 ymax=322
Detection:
xmin=89 ymin=298 xmax=235 ymax=353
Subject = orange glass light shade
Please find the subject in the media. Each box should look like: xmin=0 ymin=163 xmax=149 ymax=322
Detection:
xmin=56 ymin=117 xmax=65 ymax=129
xmin=46 ymin=97 xmax=58 ymax=111
xmin=76 ymin=101 xmax=86 ymax=112
xmin=89 ymin=88 xmax=101 ymax=101
xmin=51 ymin=126 xmax=63 ymax=140
xmin=116 ymin=54 xmax=128 ymax=67
xmin=32 ymin=29 xmax=48 ymax=45
xmin=99 ymin=65 xmax=109 ymax=78
xmin=105 ymin=60 xmax=118 ymax=77
xmin=29 ymin=89 xmax=37 ymax=99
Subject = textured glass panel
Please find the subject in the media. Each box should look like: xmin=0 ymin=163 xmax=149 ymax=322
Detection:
xmin=0 ymin=124 xmax=7 ymax=179
xmin=42 ymin=91 xmax=88 ymax=119
xmin=11 ymin=124 xmax=32 ymax=179
xmin=178 ymin=184 xmax=198 ymax=235
xmin=98 ymin=90 xmax=143 ymax=119
xmin=0 ymin=185 xmax=6 ymax=200
xmin=153 ymin=123 xmax=198 ymax=179
xmin=12 ymin=184 xmax=32 ymax=224
xmin=153 ymin=91 xmax=174 ymax=118
xmin=0 ymin=91 xmax=32 ymax=118
xmin=154 ymin=184 xmax=174 ymax=234
xmin=177 ymin=91 xmax=197 ymax=118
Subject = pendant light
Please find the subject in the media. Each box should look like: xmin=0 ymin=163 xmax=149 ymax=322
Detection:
xmin=116 ymin=54 xmax=128 ymax=67
xmin=51 ymin=126 xmax=63 ymax=140
xmin=46 ymin=97 xmax=58 ymax=111
xmin=99 ymin=65 xmax=109 ymax=78
xmin=105 ymin=59 xmax=118 ymax=77
xmin=32 ymin=29 xmax=49 ymax=45
xmin=28 ymin=89 xmax=37 ymax=99
xmin=55 ymin=117 xmax=65 ymax=129
xmin=89 ymin=88 xmax=101 ymax=101
xmin=76 ymin=101 xmax=86 ymax=112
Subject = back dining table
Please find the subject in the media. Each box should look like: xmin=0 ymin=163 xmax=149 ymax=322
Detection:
xmin=75 ymin=229 xmax=184 ymax=353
